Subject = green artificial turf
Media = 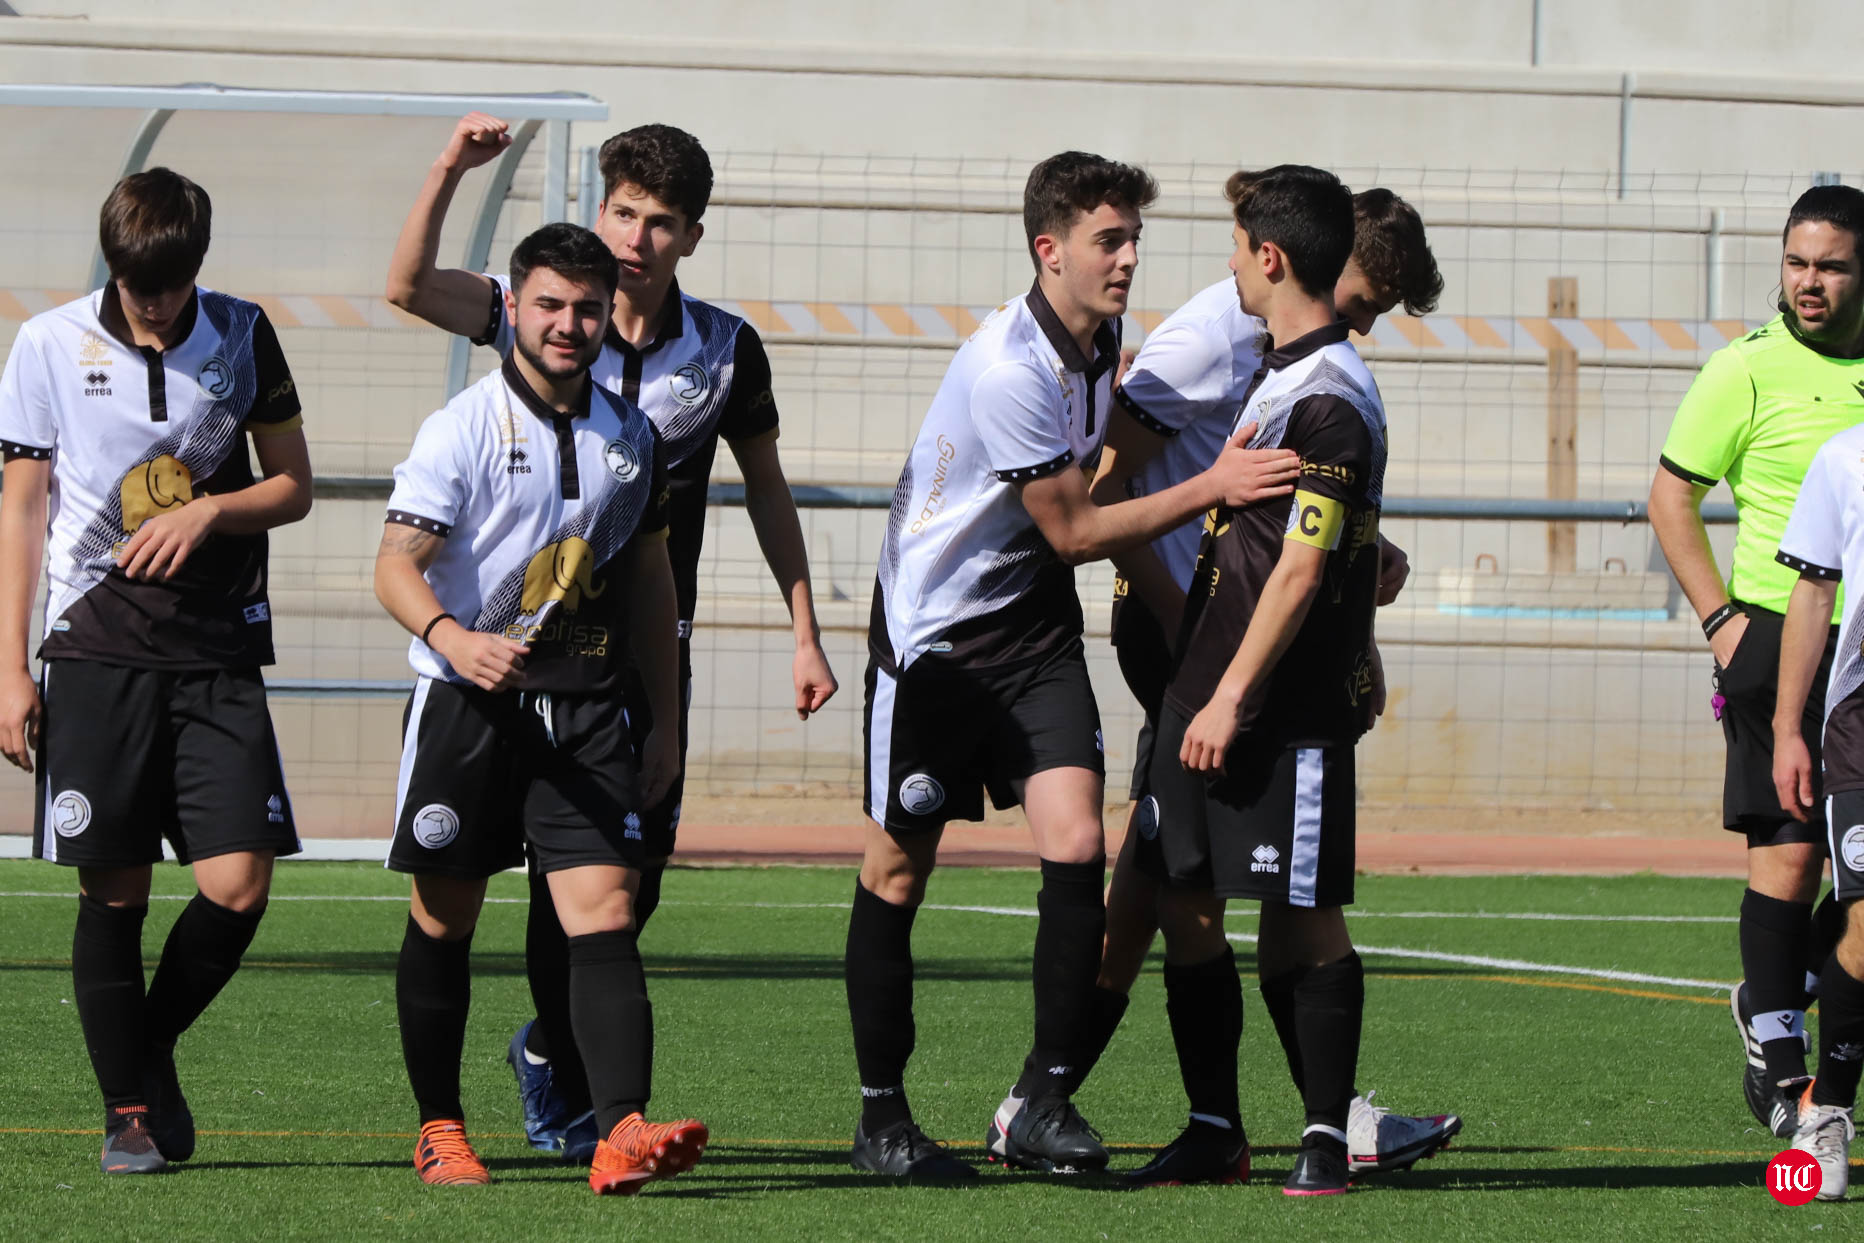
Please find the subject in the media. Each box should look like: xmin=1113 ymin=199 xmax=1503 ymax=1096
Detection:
xmin=0 ymin=861 xmax=1844 ymax=1240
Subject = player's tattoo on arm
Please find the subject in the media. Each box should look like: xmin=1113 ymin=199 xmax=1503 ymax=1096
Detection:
xmin=379 ymin=522 xmax=442 ymax=563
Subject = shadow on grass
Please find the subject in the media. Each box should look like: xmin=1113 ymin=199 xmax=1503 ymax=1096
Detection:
xmin=0 ymin=952 xmax=1028 ymax=983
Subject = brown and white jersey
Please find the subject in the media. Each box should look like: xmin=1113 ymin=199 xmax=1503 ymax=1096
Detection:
xmin=479 ymin=276 xmax=775 ymax=635
xmin=385 ymin=355 xmax=669 ymax=693
xmin=1166 ymin=320 xmax=1387 ymax=748
xmin=0 ymin=286 xmax=302 ymax=669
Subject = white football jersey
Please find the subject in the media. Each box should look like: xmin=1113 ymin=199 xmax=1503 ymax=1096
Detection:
xmin=1777 ymin=424 xmax=1864 ymax=762
xmin=386 ymin=355 xmax=668 ymax=691
xmin=871 ymin=283 xmax=1120 ymax=671
xmin=1114 ymin=278 xmax=1267 ymax=591
xmin=0 ymin=286 xmax=301 ymax=669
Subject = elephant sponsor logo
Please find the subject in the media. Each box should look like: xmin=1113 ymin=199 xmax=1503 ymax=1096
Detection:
xmin=119 ymin=454 xmax=193 ymax=533
xmin=520 ymin=537 xmax=607 ymax=615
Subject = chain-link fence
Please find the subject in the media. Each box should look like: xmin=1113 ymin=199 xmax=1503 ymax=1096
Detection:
xmin=0 ymin=100 xmax=1843 ymax=834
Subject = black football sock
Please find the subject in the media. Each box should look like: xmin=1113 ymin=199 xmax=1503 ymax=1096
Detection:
xmin=567 ymin=929 xmax=653 ymax=1137
xmin=521 ymin=868 xmax=592 ymax=1112
xmin=396 ymin=915 xmax=473 ymax=1124
xmin=143 ymin=893 xmax=264 ymax=1048
xmin=634 ymin=863 xmax=666 ymax=933
xmin=1810 ymin=952 xmax=1864 ymax=1109
xmin=845 ymin=880 xmax=918 ymax=1131
xmin=72 ymin=895 xmax=149 ymax=1111
xmin=1807 ymin=892 xmax=1845 ymax=1002
xmin=1016 ymin=857 xmax=1107 ymax=1103
xmin=1060 ymin=986 xmax=1131 ymax=1096
xmin=1163 ymin=946 xmax=1242 ymax=1129
xmin=1293 ymin=951 xmax=1364 ymax=1135
xmin=1259 ymin=964 xmax=1309 ymax=1095
xmin=1741 ymin=889 xmax=1813 ymax=1082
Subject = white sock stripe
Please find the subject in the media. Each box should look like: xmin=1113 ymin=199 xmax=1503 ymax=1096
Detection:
xmin=1750 ymin=1008 xmax=1807 ymax=1042
xmin=1188 ymin=1112 xmax=1233 ymax=1130
xmin=1303 ymin=1124 xmax=1348 ymax=1143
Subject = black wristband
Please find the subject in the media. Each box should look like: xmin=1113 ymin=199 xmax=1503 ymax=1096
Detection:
xmin=1702 ymin=602 xmax=1740 ymax=640
xmin=421 ymin=612 xmax=456 ymax=645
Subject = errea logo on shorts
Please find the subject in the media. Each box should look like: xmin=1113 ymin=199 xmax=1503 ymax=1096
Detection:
xmin=1843 ymin=825 xmax=1864 ymax=874
xmin=898 ymin=774 xmax=945 ymax=816
xmin=1251 ymin=844 xmax=1281 ymax=874
xmin=412 ymin=804 xmax=461 ymax=849
xmin=624 ymin=812 xmax=643 ymax=841
xmin=50 ymin=790 xmax=91 ymax=838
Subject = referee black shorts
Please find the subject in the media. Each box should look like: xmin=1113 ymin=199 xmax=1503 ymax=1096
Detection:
xmin=33 ymin=660 xmax=300 ymax=868
xmin=863 ymin=640 xmax=1104 ymax=833
xmin=1715 ymin=602 xmax=1836 ymax=848
xmin=388 ymin=678 xmax=646 ymax=878
xmin=1141 ymin=703 xmax=1356 ymax=908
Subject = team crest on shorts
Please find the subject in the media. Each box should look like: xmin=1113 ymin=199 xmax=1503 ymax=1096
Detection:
xmin=670 ymin=362 xmax=709 ymax=408
xmin=898 ymin=773 xmax=945 ymax=816
xmin=412 ymin=803 xmax=461 ymax=849
xmin=1134 ymin=795 xmax=1159 ymax=841
xmin=50 ymin=790 xmax=91 ymax=838
xmin=1844 ymin=825 xmax=1864 ymax=873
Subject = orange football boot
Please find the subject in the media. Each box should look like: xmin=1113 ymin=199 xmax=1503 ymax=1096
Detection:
xmin=414 ymin=1119 xmax=491 ymax=1186
xmin=588 ymin=1112 xmax=709 ymax=1196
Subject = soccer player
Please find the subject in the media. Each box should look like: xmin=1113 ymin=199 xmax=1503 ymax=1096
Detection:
xmin=1140 ymin=164 xmax=1391 ymax=1197
xmin=387 ymin=113 xmax=837 ymax=1159
xmin=987 ymin=187 xmax=1459 ymax=1186
xmin=1650 ymin=184 xmax=1864 ymax=1138
xmin=0 ymin=168 xmax=312 ymax=1174
xmin=849 ymin=151 xmax=1299 ymax=1179
xmin=1773 ymin=414 xmax=1864 ymax=1202
xmin=378 ymin=221 xmax=706 ymax=1193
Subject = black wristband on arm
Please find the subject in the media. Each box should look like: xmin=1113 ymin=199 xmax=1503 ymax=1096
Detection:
xmin=1702 ymin=602 xmax=1740 ymax=640
xmin=421 ymin=612 xmax=456 ymax=645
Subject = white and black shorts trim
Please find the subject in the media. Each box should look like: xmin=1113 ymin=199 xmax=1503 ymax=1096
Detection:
xmin=1826 ymin=789 xmax=1864 ymax=902
xmin=862 ymin=641 xmax=1103 ymax=833
xmin=1141 ymin=703 xmax=1355 ymax=906
xmin=33 ymin=660 xmax=299 ymax=867
xmin=387 ymin=677 xmax=646 ymax=878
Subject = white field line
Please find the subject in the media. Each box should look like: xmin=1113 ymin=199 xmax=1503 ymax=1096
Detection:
xmin=0 ymin=893 xmax=1734 ymax=992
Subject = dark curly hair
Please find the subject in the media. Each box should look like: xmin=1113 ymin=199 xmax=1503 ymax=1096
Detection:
xmin=1022 ymin=151 xmax=1158 ymax=270
xmin=1352 ymin=189 xmax=1442 ymax=315
xmin=509 ymin=222 xmax=620 ymax=297
xmin=599 ymin=124 xmax=714 ymax=224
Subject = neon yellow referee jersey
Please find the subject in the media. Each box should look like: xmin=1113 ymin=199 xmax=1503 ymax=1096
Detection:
xmin=1660 ymin=315 xmax=1864 ymax=615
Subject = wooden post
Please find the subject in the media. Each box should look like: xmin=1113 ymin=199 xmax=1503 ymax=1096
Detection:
xmin=1547 ymin=276 xmax=1578 ymax=573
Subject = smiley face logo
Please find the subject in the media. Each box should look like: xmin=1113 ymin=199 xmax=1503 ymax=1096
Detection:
xmin=119 ymin=454 xmax=194 ymax=533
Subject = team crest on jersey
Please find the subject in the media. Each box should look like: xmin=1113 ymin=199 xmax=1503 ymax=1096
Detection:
xmin=77 ymin=330 xmax=113 ymax=368
xmin=670 ymin=362 xmax=710 ymax=408
xmin=604 ymin=438 xmax=641 ymax=482
xmin=51 ymin=790 xmax=91 ymax=838
xmin=411 ymin=803 xmax=461 ymax=849
xmin=198 ymin=356 xmax=234 ymax=399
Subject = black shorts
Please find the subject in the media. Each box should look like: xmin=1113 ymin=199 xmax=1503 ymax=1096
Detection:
xmin=619 ymin=635 xmax=692 ymax=861
xmin=387 ymin=678 xmax=645 ymax=878
xmin=33 ymin=660 xmax=299 ymax=868
xmin=863 ymin=640 xmax=1104 ymax=832
xmin=1141 ymin=702 xmax=1356 ymax=907
xmin=1113 ymin=599 xmax=1173 ymax=801
xmin=1827 ymin=789 xmax=1864 ymax=902
xmin=1716 ymin=602 xmax=1836 ymax=845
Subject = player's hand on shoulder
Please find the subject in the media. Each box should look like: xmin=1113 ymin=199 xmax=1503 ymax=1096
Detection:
xmin=640 ymin=725 xmax=680 ymax=807
xmin=441 ymin=112 xmax=512 ymax=173
xmin=1180 ymin=694 xmax=1243 ymax=773
xmin=1376 ymin=537 xmax=1410 ymax=607
xmin=1207 ymin=420 xmax=1300 ymax=508
xmin=0 ymin=667 xmax=41 ymax=773
xmin=117 ymin=496 xmax=222 ymax=581
xmin=431 ymin=623 xmax=528 ymax=693
xmin=1772 ymin=727 xmax=1815 ymax=823
xmin=793 ymin=641 xmax=839 ymax=719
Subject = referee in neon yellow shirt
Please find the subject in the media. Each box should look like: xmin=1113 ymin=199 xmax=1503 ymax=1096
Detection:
xmin=1650 ymin=184 xmax=1864 ymax=1139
